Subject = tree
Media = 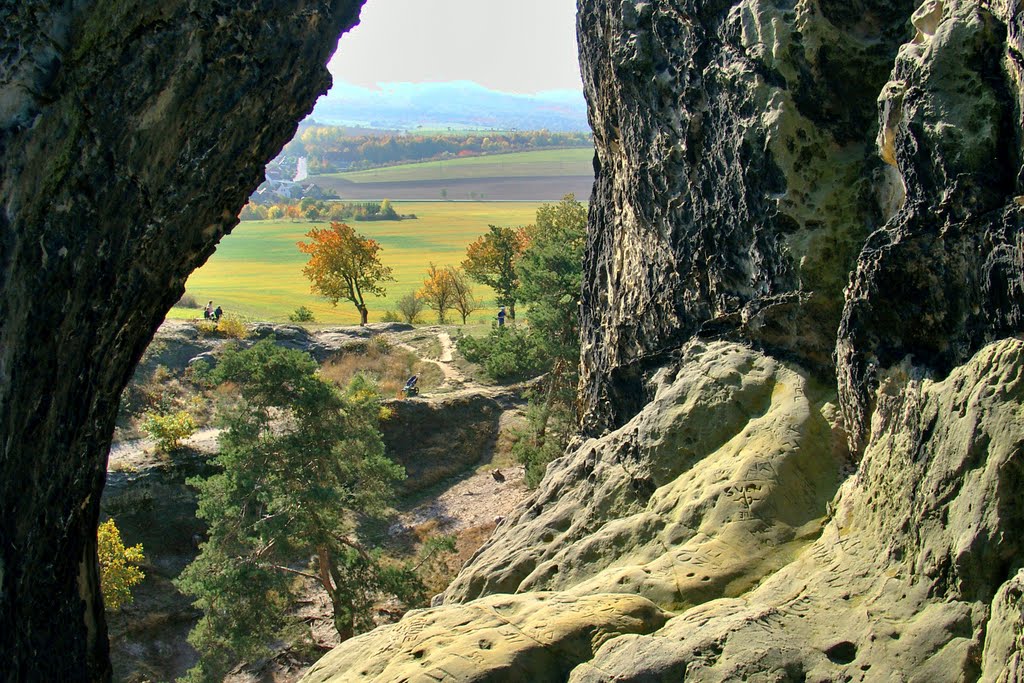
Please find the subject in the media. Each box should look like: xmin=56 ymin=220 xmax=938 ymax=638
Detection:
xmin=448 ymin=267 xmax=479 ymax=324
xmin=462 ymin=224 xmax=529 ymax=319
xmin=97 ymin=519 xmax=145 ymax=611
xmin=513 ymin=194 xmax=587 ymax=485
xmin=396 ymin=291 xmax=425 ymax=324
xmin=419 ymin=263 xmax=457 ymax=324
xmin=175 ymin=342 xmax=424 ymax=681
xmin=378 ymin=198 xmax=398 ymax=220
xmin=297 ymin=222 xmax=394 ymax=325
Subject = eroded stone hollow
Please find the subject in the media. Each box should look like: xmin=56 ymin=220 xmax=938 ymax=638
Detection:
xmin=2 ymin=0 xmax=1023 ymax=681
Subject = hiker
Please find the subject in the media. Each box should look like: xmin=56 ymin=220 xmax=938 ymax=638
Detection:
xmin=213 ymin=305 xmax=223 ymax=322
xmin=204 ymin=301 xmax=213 ymax=320
xmin=497 ymin=306 xmax=506 ymax=327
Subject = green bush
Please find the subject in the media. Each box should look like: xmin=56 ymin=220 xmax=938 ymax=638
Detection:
xmin=380 ymin=309 xmax=401 ymax=323
xmin=289 ymin=306 xmax=316 ymax=323
xmin=141 ymin=409 xmax=197 ymax=452
xmin=513 ymin=437 xmax=564 ymax=488
xmin=457 ymin=326 xmax=546 ymax=381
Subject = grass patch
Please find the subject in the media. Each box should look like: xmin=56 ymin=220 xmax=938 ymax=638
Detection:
xmin=322 ymin=148 xmax=593 ymax=184
xmin=177 ymin=202 xmax=545 ymax=324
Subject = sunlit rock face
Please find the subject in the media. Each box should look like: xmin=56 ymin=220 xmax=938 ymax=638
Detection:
xmin=0 ymin=2 xmax=363 ymax=680
xmin=304 ymin=1 xmax=1024 ymax=681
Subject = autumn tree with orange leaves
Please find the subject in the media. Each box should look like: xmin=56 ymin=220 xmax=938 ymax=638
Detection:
xmin=297 ymin=222 xmax=394 ymax=325
xmin=462 ymin=225 xmax=529 ymax=320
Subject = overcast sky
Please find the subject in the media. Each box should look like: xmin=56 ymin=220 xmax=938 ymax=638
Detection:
xmin=328 ymin=0 xmax=583 ymax=93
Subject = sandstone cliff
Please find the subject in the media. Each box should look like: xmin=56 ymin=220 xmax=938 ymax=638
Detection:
xmin=303 ymin=1 xmax=1024 ymax=681
xmin=0 ymin=2 xmax=364 ymax=680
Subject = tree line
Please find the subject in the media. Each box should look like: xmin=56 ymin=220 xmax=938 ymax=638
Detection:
xmin=283 ymin=128 xmax=593 ymax=174
xmin=241 ymin=198 xmax=408 ymax=223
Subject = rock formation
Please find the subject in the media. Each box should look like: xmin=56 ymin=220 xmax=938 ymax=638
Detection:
xmin=0 ymin=2 xmax=364 ymax=680
xmin=303 ymin=1 xmax=1024 ymax=681
xmin=2 ymin=0 xmax=1023 ymax=681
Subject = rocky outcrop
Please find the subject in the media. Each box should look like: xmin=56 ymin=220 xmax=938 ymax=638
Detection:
xmin=0 ymin=2 xmax=363 ymax=680
xmin=305 ymin=340 xmax=1024 ymax=683
xmin=143 ymin=320 xmax=414 ymax=371
xmin=443 ymin=342 xmax=846 ymax=606
xmin=304 ymin=1 xmax=1024 ymax=681
xmin=383 ymin=388 xmax=523 ymax=494
xmin=4 ymin=0 xmax=1024 ymax=680
xmin=836 ymin=0 xmax=1024 ymax=451
xmin=578 ymin=0 xmax=918 ymax=433
xmin=571 ymin=337 xmax=1024 ymax=681
xmin=304 ymin=593 xmax=671 ymax=683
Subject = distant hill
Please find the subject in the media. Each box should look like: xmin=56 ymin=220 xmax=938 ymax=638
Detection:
xmin=309 ymin=81 xmax=590 ymax=132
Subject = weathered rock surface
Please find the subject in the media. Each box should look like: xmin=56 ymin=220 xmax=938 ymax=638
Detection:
xmin=572 ymin=337 xmax=1024 ymax=682
xmin=577 ymin=0 xmax=917 ymax=433
xmin=303 ymin=592 xmax=671 ymax=683
xmin=837 ymin=0 xmax=1024 ymax=451
xmin=444 ymin=342 xmax=845 ymax=607
xmin=0 ymin=2 xmax=363 ymax=680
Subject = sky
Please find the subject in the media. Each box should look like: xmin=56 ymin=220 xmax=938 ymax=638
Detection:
xmin=328 ymin=0 xmax=583 ymax=94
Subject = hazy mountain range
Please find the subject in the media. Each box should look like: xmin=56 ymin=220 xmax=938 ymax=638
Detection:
xmin=308 ymin=81 xmax=590 ymax=132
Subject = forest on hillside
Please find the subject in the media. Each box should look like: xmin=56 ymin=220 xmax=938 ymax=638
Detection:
xmin=280 ymin=126 xmax=593 ymax=174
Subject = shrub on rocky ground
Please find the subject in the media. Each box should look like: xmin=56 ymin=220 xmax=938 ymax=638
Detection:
xmin=457 ymin=325 xmax=546 ymax=382
xmin=289 ymin=306 xmax=316 ymax=323
xmin=141 ymin=409 xmax=197 ymax=453
xmin=177 ymin=293 xmax=200 ymax=309
xmin=197 ymin=316 xmax=248 ymax=339
xmin=320 ymin=341 xmax=443 ymax=397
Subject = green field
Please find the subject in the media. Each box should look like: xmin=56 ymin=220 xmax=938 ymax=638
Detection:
xmin=321 ymin=148 xmax=593 ymax=184
xmin=171 ymin=202 xmax=545 ymax=324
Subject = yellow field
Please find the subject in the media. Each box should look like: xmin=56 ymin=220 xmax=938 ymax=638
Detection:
xmin=171 ymin=202 xmax=545 ymax=324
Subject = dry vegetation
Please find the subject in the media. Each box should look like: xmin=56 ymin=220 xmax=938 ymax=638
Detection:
xmin=319 ymin=337 xmax=445 ymax=397
xmin=408 ymin=519 xmax=497 ymax=597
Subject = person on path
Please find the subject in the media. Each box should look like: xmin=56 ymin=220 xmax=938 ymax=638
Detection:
xmin=497 ymin=306 xmax=506 ymax=328
xmin=213 ymin=305 xmax=223 ymax=322
xmin=204 ymin=301 xmax=213 ymax=320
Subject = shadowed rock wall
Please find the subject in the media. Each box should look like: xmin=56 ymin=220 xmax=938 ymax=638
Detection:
xmin=837 ymin=0 xmax=1024 ymax=451
xmin=0 ymin=2 xmax=363 ymax=680
xmin=578 ymin=0 xmax=918 ymax=434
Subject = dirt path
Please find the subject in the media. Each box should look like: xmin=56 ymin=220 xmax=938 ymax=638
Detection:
xmin=394 ymin=329 xmax=468 ymax=387
xmin=108 ymin=427 xmax=221 ymax=471
xmin=437 ymin=331 xmax=455 ymax=362
xmin=400 ymin=464 xmax=527 ymax=533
